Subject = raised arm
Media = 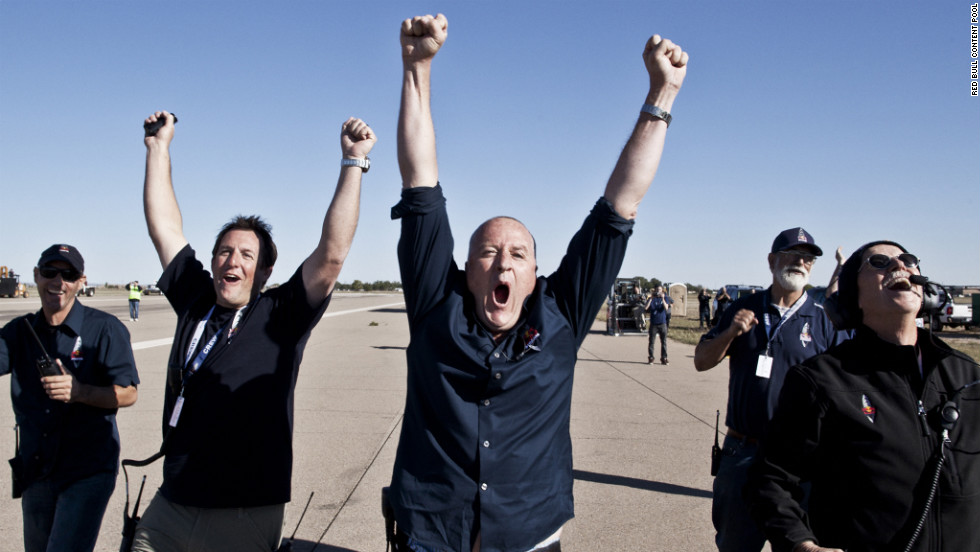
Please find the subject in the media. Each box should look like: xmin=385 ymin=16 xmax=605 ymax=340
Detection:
xmin=143 ymin=111 xmax=189 ymax=270
xmin=301 ymin=117 xmax=376 ymax=307
xmin=603 ymin=35 xmax=688 ymax=219
xmin=825 ymin=246 xmax=846 ymax=298
xmin=398 ymin=13 xmax=447 ymax=189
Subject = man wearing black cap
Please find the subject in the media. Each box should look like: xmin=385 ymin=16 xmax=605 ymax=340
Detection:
xmin=0 ymin=244 xmax=140 ymax=552
xmin=694 ymin=228 xmax=846 ymax=552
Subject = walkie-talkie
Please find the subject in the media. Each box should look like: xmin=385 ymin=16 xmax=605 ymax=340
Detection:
xmin=143 ymin=113 xmax=178 ymax=137
xmin=22 ymin=319 xmax=62 ymax=377
xmin=711 ymin=409 xmax=722 ymax=476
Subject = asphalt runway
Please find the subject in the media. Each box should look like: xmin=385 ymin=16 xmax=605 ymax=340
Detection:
xmin=0 ymin=293 xmax=739 ymax=551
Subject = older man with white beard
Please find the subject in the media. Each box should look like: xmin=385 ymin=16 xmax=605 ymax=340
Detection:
xmin=694 ymin=227 xmax=848 ymax=552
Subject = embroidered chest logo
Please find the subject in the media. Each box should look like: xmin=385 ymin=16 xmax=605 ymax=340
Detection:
xmin=799 ymin=322 xmax=812 ymax=348
xmin=522 ymin=326 xmax=541 ymax=354
xmin=861 ymin=394 xmax=876 ymax=423
xmin=70 ymin=336 xmax=83 ymax=369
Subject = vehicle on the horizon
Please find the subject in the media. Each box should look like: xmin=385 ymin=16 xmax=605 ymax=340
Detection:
xmin=143 ymin=284 xmax=163 ymax=296
xmin=607 ymin=278 xmax=647 ymax=336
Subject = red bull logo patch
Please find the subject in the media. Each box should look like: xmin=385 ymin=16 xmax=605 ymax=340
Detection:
xmin=861 ymin=394 xmax=876 ymax=423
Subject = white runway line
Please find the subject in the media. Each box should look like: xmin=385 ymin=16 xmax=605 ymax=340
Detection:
xmin=129 ymin=302 xmax=405 ymax=349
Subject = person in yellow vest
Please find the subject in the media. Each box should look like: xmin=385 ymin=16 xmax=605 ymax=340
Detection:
xmin=126 ymin=281 xmax=143 ymax=321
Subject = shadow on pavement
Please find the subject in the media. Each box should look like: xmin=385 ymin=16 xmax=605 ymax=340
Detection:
xmin=573 ymin=469 xmax=712 ymax=499
xmin=280 ymin=540 xmax=359 ymax=552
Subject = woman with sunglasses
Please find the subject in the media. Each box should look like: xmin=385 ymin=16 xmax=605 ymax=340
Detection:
xmin=0 ymin=243 xmax=140 ymax=552
xmin=747 ymin=241 xmax=980 ymax=552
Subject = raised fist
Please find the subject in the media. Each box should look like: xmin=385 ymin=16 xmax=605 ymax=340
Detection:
xmin=401 ymin=13 xmax=448 ymax=62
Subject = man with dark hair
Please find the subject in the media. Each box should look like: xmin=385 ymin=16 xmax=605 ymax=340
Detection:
xmin=1 ymin=244 xmax=139 ymax=552
xmin=212 ymin=215 xmax=278 ymax=270
xmin=748 ymin=241 xmax=980 ymax=552
xmin=133 ymin=112 xmax=375 ymax=551
xmin=387 ymin=13 xmax=688 ymax=551
xmin=694 ymin=228 xmax=846 ymax=552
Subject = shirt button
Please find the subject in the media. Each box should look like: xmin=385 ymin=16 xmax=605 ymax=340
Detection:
xmin=483 ymin=399 xmax=490 ymax=406
xmin=45 ymin=409 xmax=50 ymax=414
xmin=493 ymin=352 xmax=500 ymax=358
xmin=494 ymin=372 xmax=501 ymax=380
xmin=481 ymin=483 xmax=488 ymax=491
xmin=483 ymin=440 xmax=490 ymax=448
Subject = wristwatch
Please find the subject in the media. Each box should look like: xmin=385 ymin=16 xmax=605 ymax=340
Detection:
xmin=640 ymin=104 xmax=672 ymax=128
xmin=341 ymin=157 xmax=370 ymax=173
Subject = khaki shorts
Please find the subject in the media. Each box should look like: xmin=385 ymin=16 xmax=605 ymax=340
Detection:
xmin=131 ymin=492 xmax=285 ymax=552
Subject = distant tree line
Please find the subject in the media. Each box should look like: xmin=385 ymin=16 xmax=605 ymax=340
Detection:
xmin=334 ymin=280 xmax=402 ymax=292
xmin=630 ymin=276 xmax=713 ymax=294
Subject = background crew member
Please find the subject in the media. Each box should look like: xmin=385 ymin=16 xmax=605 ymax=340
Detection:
xmin=133 ymin=112 xmax=374 ymax=551
xmin=1 ymin=244 xmax=139 ymax=552
xmin=645 ymin=285 xmax=670 ymax=364
xmin=693 ymin=228 xmax=845 ymax=552
xmin=127 ymin=280 xmax=143 ymax=321
xmin=387 ymin=13 xmax=687 ymax=551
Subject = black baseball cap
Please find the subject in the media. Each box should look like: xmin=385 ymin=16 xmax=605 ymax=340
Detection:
xmin=38 ymin=244 xmax=85 ymax=274
xmin=771 ymin=227 xmax=822 ymax=256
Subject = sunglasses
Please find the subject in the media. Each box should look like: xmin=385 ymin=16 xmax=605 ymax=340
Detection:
xmin=863 ymin=253 xmax=920 ymax=271
xmin=775 ymin=250 xmax=816 ymax=265
xmin=38 ymin=266 xmax=82 ymax=282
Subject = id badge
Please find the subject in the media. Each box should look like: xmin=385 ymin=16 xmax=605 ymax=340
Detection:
xmin=755 ymin=354 xmax=773 ymax=379
xmin=168 ymin=396 xmax=185 ymax=428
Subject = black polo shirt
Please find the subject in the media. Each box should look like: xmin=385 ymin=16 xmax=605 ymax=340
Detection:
xmin=389 ymin=184 xmax=633 ymax=552
xmin=157 ymin=245 xmax=328 ymax=508
xmin=0 ymin=301 xmax=139 ymax=487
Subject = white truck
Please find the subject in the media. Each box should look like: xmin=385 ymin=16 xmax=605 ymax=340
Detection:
xmin=931 ymin=290 xmax=974 ymax=331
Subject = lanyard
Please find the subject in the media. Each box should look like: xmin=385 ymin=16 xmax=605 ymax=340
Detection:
xmin=762 ymin=290 xmax=807 ymax=356
xmin=183 ymin=304 xmax=248 ymax=379
xmin=170 ymin=301 xmax=250 ymax=429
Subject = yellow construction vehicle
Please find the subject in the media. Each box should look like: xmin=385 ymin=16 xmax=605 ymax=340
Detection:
xmin=0 ymin=266 xmax=30 ymax=298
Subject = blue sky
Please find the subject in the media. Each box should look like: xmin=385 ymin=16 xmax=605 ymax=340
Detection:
xmin=2 ymin=1 xmax=977 ymax=290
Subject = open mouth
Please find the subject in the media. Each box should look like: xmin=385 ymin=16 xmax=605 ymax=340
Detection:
xmin=222 ymin=274 xmax=241 ymax=284
xmin=883 ymin=271 xmax=913 ymax=291
xmin=493 ymin=284 xmax=510 ymax=305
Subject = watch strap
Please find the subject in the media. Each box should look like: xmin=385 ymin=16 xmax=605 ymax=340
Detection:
xmin=341 ymin=157 xmax=370 ymax=173
xmin=640 ymin=104 xmax=672 ymax=128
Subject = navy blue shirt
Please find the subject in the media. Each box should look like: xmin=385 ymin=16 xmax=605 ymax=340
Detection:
xmin=646 ymin=297 xmax=668 ymax=325
xmin=699 ymin=288 xmax=845 ymax=439
xmin=157 ymin=245 xmax=328 ymax=508
xmin=0 ymin=301 xmax=139 ymax=487
xmin=389 ymin=184 xmax=633 ymax=552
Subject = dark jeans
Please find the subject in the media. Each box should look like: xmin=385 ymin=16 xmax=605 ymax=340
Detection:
xmin=21 ymin=471 xmax=116 ymax=552
xmin=712 ymin=436 xmax=766 ymax=552
xmin=129 ymin=299 xmax=140 ymax=319
xmin=699 ymin=307 xmax=711 ymax=327
xmin=647 ymin=323 xmax=668 ymax=361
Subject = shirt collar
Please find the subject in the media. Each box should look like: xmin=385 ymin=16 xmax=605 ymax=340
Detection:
xmin=36 ymin=300 xmax=84 ymax=337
